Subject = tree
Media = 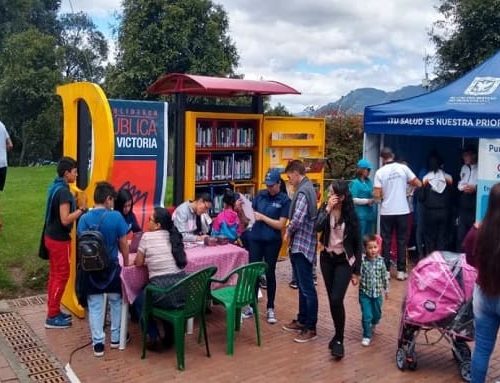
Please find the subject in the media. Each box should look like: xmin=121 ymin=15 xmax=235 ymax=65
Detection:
xmin=58 ymin=12 xmax=109 ymax=83
xmin=0 ymin=29 xmax=62 ymax=165
xmin=0 ymin=0 xmax=60 ymax=49
xmin=105 ymin=0 xmax=239 ymax=99
xmin=430 ymin=0 xmax=500 ymax=85
xmin=324 ymin=114 xmax=364 ymax=180
xmin=265 ymin=102 xmax=293 ymax=116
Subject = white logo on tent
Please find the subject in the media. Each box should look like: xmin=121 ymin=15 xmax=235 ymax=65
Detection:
xmin=464 ymin=77 xmax=500 ymax=96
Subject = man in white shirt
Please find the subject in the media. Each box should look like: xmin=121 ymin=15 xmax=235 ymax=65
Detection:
xmin=0 ymin=120 xmax=13 ymax=230
xmin=456 ymin=146 xmax=478 ymax=250
xmin=373 ymin=147 xmax=422 ymax=281
xmin=172 ymin=193 xmax=212 ymax=242
xmin=0 ymin=120 xmax=13 ymax=192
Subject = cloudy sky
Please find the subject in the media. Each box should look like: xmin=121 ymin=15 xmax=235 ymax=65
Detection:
xmin=60 ymin=0 xmax=441 ymax=113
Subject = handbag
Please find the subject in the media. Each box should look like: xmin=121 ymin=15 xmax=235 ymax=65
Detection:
xmin=38 ymin=224 xmax=49 ymax=260
xmin=149 ymin=272 xmax=188 ymax=309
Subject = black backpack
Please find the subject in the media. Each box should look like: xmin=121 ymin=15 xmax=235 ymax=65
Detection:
xmin=77 ymin=212 xmax=109 ymax=272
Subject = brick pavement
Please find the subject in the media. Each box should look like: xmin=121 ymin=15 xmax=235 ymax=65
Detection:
xmin=2 ymin=260 xmax=500 ymax=382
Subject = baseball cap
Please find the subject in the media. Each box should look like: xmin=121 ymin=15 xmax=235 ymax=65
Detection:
xmin=265 ymin=169 xmax=282 ymax=186
xmin=356 ymin=159 xmax=372 ymax=170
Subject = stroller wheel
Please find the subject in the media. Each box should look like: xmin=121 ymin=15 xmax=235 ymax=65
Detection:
xmin=453 ymin=342 xmax=472 ymax=363
xmin=396 ymin=348 xmax=408 ymax=370
xmin=459 ymin=361 xmax=471 ymax=382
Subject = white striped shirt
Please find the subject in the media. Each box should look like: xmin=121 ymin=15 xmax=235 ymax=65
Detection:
xmin=138 ymin=230 xmax=182 ymax=278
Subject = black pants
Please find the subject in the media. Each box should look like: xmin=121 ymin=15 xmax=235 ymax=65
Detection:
xmin=240 ymin=230 xmax=251 ymax=251
xmin=457 ymin=208 xmax=475 ymax=251
xmin=248 ymin=239 xmax=281 ymax=309
xmin=0 ymin=167 xmax=6 ymax=191
xmin=380 ymin=214 xmax=409 ymax=272
xmin=320 ymin=252 xmax=352 ymax=343
xmin=423 ymin=208 xmax=448 ymax=254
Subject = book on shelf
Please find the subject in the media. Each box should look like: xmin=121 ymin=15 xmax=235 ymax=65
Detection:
xmin=196 ymin=122 xmax=213 ymax=147
xmin=195 ymin=155 xmax=210 ymax=181
xmin=216 ymin=125 xmax=235 ymax=148
xmin=196 ymin=119 xmax=256 ymax=149
xmin=233 ymin=154 xmax=252 ymax=180
xmin=212 ymin=193 xmax=224 ymax=213
xmin=235 ymin=126 xmax=255 ymax=147
xmin=211 ymin=154 xmax=233 ymax=181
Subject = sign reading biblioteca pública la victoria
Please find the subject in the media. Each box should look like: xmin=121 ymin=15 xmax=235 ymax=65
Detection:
xmin=109 ymin=99 xmax=168 ymax=231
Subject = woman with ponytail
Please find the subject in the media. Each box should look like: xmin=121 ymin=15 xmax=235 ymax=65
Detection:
xmin=133 ymin=207 xmax=187 ymax=351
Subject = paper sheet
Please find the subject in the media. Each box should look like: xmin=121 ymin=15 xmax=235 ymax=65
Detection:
xmin=239 ymin=194 xmax=255 ymax=225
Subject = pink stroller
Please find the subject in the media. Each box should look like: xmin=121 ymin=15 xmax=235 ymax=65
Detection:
xmin=396 ymin=251 xmax=477 ymax=382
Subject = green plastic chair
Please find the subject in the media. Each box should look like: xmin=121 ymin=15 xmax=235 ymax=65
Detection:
xmin=141 ymin=266 xmax=217 ymax=370
xmin=210 ymin=262 xmax=267 ymax=355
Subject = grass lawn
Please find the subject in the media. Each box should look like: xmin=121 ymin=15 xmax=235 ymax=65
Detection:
xmin=0 ymin=166 xmax=174 ymax=299
xmin=0 ymin=166 xmax=54 ymax=298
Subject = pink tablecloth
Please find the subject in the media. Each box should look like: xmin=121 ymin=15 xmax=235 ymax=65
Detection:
xmin=120 ymin=243 xmax=249 ymax=304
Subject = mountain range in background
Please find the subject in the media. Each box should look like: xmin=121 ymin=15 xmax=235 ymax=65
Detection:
xmin=297 ymin=85 xmax=427 ymax=117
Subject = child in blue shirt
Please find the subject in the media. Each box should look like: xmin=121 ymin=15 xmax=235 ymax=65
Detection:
xmin=359 ymin=234 xmax=388 ymax=347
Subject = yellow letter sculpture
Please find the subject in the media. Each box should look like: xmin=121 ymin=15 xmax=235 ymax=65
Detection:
xmin=56 ymin=82 xmax=114 ymax=318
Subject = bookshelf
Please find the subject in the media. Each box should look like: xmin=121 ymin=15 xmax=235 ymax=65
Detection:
xmin=184 ymin=113 xmax=325 ymax=221
xmin=261 ymin=116 xmax=326 ymax=258
xmin=185 ymin=112 xmax=263 ymax=215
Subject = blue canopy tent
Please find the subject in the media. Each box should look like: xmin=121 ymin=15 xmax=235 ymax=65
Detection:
xmin=363 ymin=51 xmax=500 ymax=181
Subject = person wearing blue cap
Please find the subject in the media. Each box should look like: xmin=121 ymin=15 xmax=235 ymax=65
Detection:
xmin=247 ymin=168 xmax=291 ymax=324
xmin=349 ymin=159 xmax=376 ymax=238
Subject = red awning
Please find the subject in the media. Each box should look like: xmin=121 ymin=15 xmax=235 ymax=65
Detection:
xmin=147 ymin=73 xmax=300 ymax=97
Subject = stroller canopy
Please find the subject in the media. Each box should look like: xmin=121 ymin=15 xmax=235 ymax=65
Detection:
xmin=405 ymin=251 xmax=477 ymax=326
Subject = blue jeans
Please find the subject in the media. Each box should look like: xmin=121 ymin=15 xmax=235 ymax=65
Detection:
xmin=471 ymin=285 xmax=500 ymax=383
xmin=359 ymin=291 xmax=382 ymax=339
xmin=290 ymin=252 xmax=318 ymax=330
xmin=291 ymin=260 xmax=317 ymax=283
xmin=249 ymin=239 xmax=281 ymax=309
xmin=87 ymin=293 xmax=122 ymax=346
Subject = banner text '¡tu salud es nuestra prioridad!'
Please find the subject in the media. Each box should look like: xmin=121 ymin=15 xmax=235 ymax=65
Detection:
xmin=115 ymin=116 xmax=158 ymax=149
xmin=387 ymin=117 xmax=500 ymax=127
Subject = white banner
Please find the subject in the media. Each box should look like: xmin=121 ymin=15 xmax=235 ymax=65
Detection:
xmin=476 ymin=138 xmax=500 ymax=220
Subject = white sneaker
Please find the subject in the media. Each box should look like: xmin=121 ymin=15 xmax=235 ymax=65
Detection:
xmin=241 ymin=306 xmax=253 ymax=319
xmin=266 ymin=308 xmax=278 ymax=324
xmin=396 ymin=271 xmax=407 ymax=281
xmin=361 ymin=338 xmax=371 ymax=347
xmin=386 ymin=270 xmax=391 ymax=280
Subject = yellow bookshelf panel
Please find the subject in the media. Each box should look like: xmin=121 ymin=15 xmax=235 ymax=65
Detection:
xmin=262 ymin=116 xmax=326 ymax=259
